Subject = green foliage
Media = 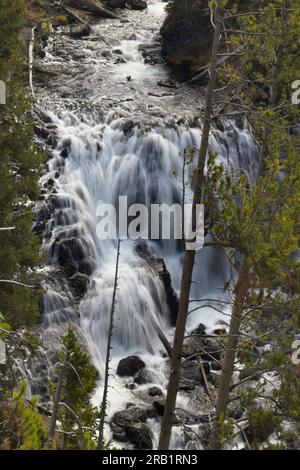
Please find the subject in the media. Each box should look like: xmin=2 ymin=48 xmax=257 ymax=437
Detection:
xmin=246 ymin=407 xmax=281 ymax=447
xmin=56 ymin=327 xmax=100 ymax=449
xmin=204 ymin=0 xmax=300 ymax=450
xmin=13 ymin=381 xmax=47 ymax=449
xmin=0 ymin=379 xmax=46 ymax=449
xmin=0 ymin=0 xmax=44 ymax=328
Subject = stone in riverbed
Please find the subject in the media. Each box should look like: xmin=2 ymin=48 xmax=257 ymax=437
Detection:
xmin=117 ymin=355 xmax=146 ymax=377
xmin=133 ymin=368 xmax=152 ymax=385
xmin=111 ymin=406 xmax=153 ymax=449
xmin=70 ymin=23 xmax=91 ymax=39
xmin=152 ymin=398 xmax=165 ymax=416
xmin=148 ymin=386 xmax=163 ymax=397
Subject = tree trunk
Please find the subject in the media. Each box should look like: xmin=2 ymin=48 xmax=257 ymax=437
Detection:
xmin=209 ymin=259 xmax=250 ymax=449
xmin=47 ymin=352 xmax=70 ymax=445
xmin=97 ymin=240 xmax=120 ymax=450
xmin=158 ymin=2 xmax=222 ymax=450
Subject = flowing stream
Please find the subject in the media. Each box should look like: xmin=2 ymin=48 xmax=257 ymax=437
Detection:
xmin=35 ymin=1 xmax=258 ymax=448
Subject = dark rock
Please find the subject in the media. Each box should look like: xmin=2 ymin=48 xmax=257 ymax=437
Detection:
xmin=213 ymin=328 xmax=226 ymax=336
xmin=152 ymin=398 xmax=165 ymax=416
xmin=126 ymin=402 xmax=135 ymax=409
xmin=157 ymin=79 xmax=178 ymax=89
xmin=117 ymin=355 xmax=146 ymax=377
xmin=126 ymin=0 xmax=147 ymax=10
xmin=125 ymin=383 xmax=136 ymax=390
xmin=160 ymin=0 xmax=213 ymax=71
xmin=210 ymin=360 xmax=222 ymax=371
xmin=136 ymin=243 xmax=178 ymax=325
xmin=101 ymin=49 xmax=113 ymax=58
xmin=148 ymin=386 xmax=163 ymax=397
xmin=60 ymin=147 xmax=69 ymax=159
xmin=179 ymin=360 xmax=202 ymax=390
xmin=70 ymin=23 xmax=91 ymax=39
xmin=133 ymin=368 xmax=152 ymax=384
xmin=111 ymin=407 xmax=152 ymax=449
xmin=122 ymin=120 xmax=135 ymax=135
xmin=104 ymin=0 xmax=126 ymax=7
xmin=202 ymin=361 xmax=211 ymax=375
xmin=191 ymin=323 xmax=207 ymax=336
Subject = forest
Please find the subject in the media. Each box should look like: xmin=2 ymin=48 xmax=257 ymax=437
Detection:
xmin=0 ymin=0 xmax=300 ymax=454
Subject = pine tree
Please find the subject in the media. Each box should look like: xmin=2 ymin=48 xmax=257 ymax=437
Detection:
xmin=0 ymin=0 xmax=44 ymax=329
xmin=204 ymin=0 xmax=300 ymax=448
xmin=48 ymin=327 xmax=99 ymax=449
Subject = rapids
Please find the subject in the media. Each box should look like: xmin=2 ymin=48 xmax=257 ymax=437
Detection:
xmin=35 ymin=0 xmax=258 ymax=448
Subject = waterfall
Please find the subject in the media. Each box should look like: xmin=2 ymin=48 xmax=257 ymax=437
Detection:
xmin=35 ymin=0 xmax=259 ymax=447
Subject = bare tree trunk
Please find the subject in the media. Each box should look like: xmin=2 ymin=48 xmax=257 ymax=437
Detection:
xmin=97 ymin=240 xmax=120 ymax=450
xmin=29 ymin=26 xmax=36 ymax=102
xmin=209 ymin=259 xmax=249 ymax=449
xmin=158 ymin=2 xmax=222 ymax=450
xmin=47 ymin=352 xmax=70 ymax=445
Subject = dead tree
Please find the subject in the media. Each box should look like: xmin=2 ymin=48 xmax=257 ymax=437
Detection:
xmin=97 ymin=239 xmax=121 ymax=449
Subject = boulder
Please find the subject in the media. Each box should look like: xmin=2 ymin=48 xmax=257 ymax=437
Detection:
xmin=157 ymin=79 xmax=178 ymax=89
xmin=160 ymin=0 xmax=212 ymax=71
xmin=152 ymin=398 xmax=165 ymax=416
xmin=111 ymin=407 xmax=152 ymax=449
xmin=70 ymin=23 xmax=91 ymax=39
xmin=117 ymin=355 xmax=146 ymax=377
xmin=122 ymin=120 xmax=135 ymax=135
xmin=148 ymin=386 xmax=163 ymax=397
xmin=133 ymin=368 xmax=152 ymax=385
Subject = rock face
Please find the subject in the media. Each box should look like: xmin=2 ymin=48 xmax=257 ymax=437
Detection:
xmin=136 ymin=243 xmax=179 ymax=325
xmin=161 ymin=0 xmax=266 ymax=74
xmin=160 ymin=0 xmax=212 ymax=72
xmin=111 ymin=407 xmax=153 ymax=449
xmin=117 ymin=355 xmax=146 ymax=377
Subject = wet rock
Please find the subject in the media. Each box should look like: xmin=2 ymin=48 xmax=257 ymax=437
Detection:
xmin=152 ymin=398 xmax=165 ymax=416
xmin=70 ymin=23 xmax=91 ymax=39
xmin=111 ymin=407 xmax=153 ymax=449
xmin=179 ymin=360 xmax=203 ymax=390
xmin=122 ymin=120 xmax=135 ymax=135
xmin=157 ymin=79 xmax=178 ymax=89
xmin=101 ymin=49 xmax=113 ymax=58
xmin=68 ymin=271 xmax=90 ymax=299
xmin=191 ymin=323 xmax=207 ymax=336
xmin=133 ymin=368 xmax=152 ymax=385
xmin=125 ymin=383 xmax=136 ymax=390
xmin=117 ymin=355 xmax=146 ymax=377
xmin=60 ymin=147 xmax=69 ymax=159
xmin=213 ymin=328 xmax=226 ymax=336
xmin=148 ymin=386 xmax=163 ymax=397
xmin=126 ymin=0 xmax=147 ymax=10
xmin=136 ymin=243 xmax=178 ymax=325
xmin=210 ymin=360 xmax=222 ymax=371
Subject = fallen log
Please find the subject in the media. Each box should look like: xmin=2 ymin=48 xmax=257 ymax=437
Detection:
xmin=63 ymin=0 xmax=119 ymax=19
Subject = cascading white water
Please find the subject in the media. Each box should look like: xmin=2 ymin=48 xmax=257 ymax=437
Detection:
xmin=36 ymin=0 xmax=259 ymax=448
